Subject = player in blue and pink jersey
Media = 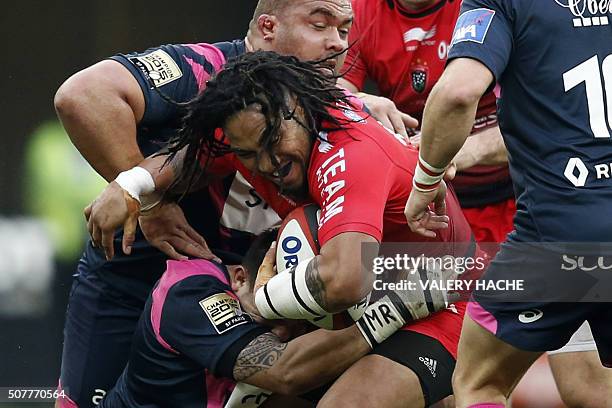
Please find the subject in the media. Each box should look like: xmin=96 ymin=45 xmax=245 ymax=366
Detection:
xmin=404 ymin=1 xmax=612 ymax=406
xmin=97 ymin=229 xmax=394 ymax=408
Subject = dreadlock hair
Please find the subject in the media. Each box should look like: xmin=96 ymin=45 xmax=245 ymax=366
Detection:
xmin=164 ymin=50 xmax=359 ymax=196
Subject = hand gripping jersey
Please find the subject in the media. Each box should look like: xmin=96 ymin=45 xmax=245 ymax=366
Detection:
xmin=99 ymin=259 xmax=268 ymax=408
xmin=344 ymin=0 xmax=512 ymax=209
xmin=448 ymin=0 xmax=612 ymax=242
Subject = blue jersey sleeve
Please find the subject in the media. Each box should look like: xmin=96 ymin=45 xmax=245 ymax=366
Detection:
xmin=108 ymin=43 xmax=224 ymax=127
xmin=448 ymin=0 xmax=514 ymax=82
xmin=159 ymin=274 xmax=269 ymax=379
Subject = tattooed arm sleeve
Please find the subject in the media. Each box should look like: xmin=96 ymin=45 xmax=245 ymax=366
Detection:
xmin=232 ymin=325 xmax=370 ymax=395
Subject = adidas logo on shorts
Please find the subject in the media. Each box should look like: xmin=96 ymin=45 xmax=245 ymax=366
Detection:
xmin=419 ymin=356 xmax=437 ymax=377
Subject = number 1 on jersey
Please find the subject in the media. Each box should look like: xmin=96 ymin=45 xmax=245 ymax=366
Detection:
xmin=563 ymin=55 xmax=612 ymax=138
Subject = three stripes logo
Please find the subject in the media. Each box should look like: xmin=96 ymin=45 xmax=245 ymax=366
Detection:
xmin=419 ymin=356 xmax=437 ymax=377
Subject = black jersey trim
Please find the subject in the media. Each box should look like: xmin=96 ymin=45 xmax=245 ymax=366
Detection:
xmin=290 ymin=266 xmax=321 ymax=317
xmin=393 ymin=0 xmax=449 ymax=19
xmin=418 ymin=267 xmax=437 ymax=314
xmin=263 ymin=284 xmax=284 ymax=318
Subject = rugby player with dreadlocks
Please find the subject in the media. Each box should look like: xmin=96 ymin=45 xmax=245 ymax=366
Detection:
xmin=87 ymin=51 xmax=487 ymax=407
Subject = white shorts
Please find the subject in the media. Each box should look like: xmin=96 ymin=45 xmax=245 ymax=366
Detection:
xmin=548 ymin=321 xmax=597 ymax=355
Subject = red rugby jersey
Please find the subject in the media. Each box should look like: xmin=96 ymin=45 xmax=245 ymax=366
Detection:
xmin=343 ymin=0 xmax=511 ymax=207
xmin=344 ymin=0 xmax=499 ymax=121
xmin=310 ymin=105 xmax=472 ymax=252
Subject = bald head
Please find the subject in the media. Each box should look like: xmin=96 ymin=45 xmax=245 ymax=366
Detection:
xmin=250 ymin=0 xmax=294 ymax=27
xmin=246 ymin=0 xmax=352 ymax=72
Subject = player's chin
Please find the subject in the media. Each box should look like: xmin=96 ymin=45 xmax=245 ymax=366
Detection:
xmin=282 ymin=167 xmax=308 ymax=198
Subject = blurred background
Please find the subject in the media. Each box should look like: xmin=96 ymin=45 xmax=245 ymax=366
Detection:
xmin=0 ymin=1 xmax=566 ymax=407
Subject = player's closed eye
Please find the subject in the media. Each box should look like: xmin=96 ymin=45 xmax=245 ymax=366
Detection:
xmin=231 ymin=148 xmax=256 ymax=159
xmin=311 ymin=22 xmax=327 ymax=30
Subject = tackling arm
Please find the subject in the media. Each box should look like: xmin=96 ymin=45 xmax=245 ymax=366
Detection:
xmin=54 ymin=60 xmax=146 ymax=181
xmin=233 ymin=327 xmax=369 ymax=395
xmin=404 ymin=58 xmax=494 ymax=235
xmin=237 ymin=269 xmax=434 ymax=396
xmin=83 ymin=148 xmax=219 ymax=261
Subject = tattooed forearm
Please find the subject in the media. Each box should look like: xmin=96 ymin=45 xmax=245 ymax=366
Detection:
xmin=233 ymin=333 xmax=288 ymax=381
xmin=305 ymin=256 xmax=329 ymax=311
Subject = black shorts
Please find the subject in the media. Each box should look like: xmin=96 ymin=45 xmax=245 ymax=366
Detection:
xmin=371 ymin=330 xmax=455 ymax=407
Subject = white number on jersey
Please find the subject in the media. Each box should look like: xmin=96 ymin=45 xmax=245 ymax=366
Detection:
xmin=563 ymin=54 xmax=612 ymax=138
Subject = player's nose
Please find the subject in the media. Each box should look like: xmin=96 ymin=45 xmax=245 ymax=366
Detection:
xmin=256 ymin=153 xmax=278 ymax=176
xmin=326 ymin=30 xmax=345 ymax=53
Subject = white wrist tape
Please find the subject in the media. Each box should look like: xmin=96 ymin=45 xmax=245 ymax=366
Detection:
xmin=418 ymin=152 xmax=446 ymax=174
xmin=114 ymin=167 xmax=156 ymax=203
xmin=255 ymin=256 xmax=327 ymax=320
xmin=356 ymin=293 xmax=410 ymax=349
xmin=224 ymin=382 xmax=271 ymax=408
xmin=413 ymin=153 xmax=445 ymax=193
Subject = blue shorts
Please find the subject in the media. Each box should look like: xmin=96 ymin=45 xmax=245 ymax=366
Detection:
xmin=469 ymin=239 xmax=612 ymax=367
xmin=59 ymin=240 xmax=166 ymax=407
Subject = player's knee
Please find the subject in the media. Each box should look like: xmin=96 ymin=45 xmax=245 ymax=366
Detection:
xmin=452 ymin=364 xmax=492 ymax=404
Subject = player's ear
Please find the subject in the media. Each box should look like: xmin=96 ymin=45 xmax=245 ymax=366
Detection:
xmin=257 ymin=14 xmax=279 ymax=41
xmin=230 ymin=265 xmax=249 ymax=291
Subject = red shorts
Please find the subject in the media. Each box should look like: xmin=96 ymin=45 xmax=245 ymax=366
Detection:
xmin=401 ymin=301 xmax=466 ymax=359
xmin=462 ymin=198 xmax=516 ymax=245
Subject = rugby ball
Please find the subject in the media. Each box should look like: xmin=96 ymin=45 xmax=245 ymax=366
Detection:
xmin=276 ymin=204 xmax=369 ymax=329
